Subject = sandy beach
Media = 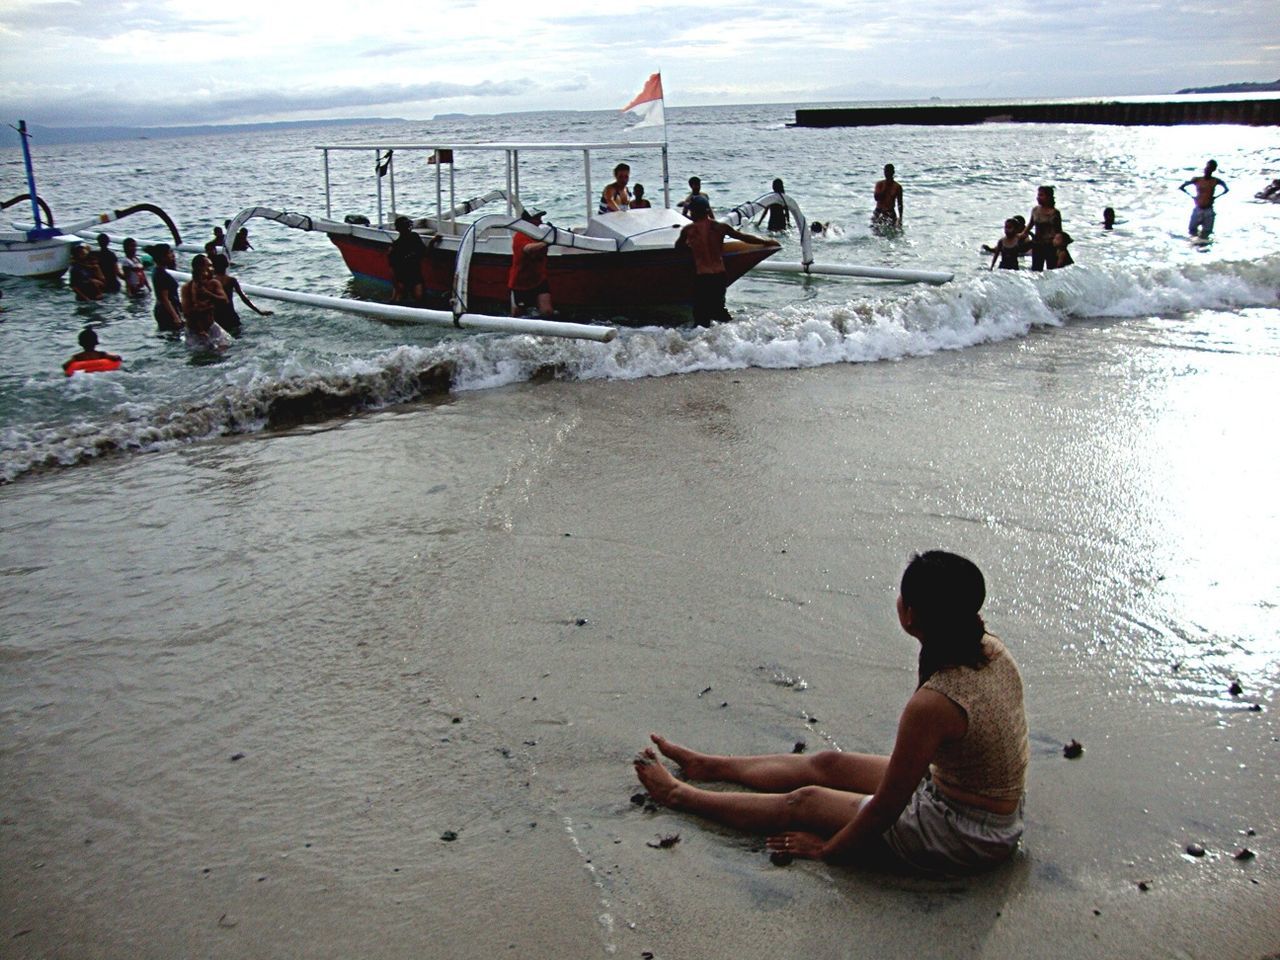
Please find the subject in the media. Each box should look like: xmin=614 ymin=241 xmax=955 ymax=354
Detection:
xmin=2 ymin=308 xmax=1277 ymax=958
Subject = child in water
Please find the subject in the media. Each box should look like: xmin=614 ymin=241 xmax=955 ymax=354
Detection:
xmin=63 ymin=327 xmax=121 ymax=374
xmin=1051 ymin=231 xmax=1074 ymax=268
xmin=634 ymin=551 xmax=1028 ymax=875
xmin=989 ymin=218 xmax=1032 ymax=270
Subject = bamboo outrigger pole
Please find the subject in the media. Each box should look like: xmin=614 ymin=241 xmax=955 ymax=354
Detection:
xmin=167 ymin=272 xmax=618 ymax=343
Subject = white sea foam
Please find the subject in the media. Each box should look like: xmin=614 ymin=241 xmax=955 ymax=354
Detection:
xmin=3 ymin=255 xmax=1277 ymax=484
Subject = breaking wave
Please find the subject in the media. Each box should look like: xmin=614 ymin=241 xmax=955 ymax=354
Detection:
xmin=3 ymin=254 xmax=1277 ymax=484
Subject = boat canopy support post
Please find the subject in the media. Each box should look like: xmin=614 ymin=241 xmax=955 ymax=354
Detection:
xmin=661 ymin=144 xmax=670 ymax=209
xmin=388 ymin=153 xmax=397 ymax=220
xmin=434 ymin=152 xmax=443 ymax=228
xmin=323 ymin=149 xmax=332 ymax=220
xmin=583 ymin=150 xmax=593 ymax=221
xmin=512 ymin=150 xmax=521 ymax=210
xmin=375 ymin=150 xmax=384 ymax=227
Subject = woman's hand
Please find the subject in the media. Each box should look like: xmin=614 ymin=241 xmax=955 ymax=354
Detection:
xmin=767 ymin=831 xmax=826 ymax=860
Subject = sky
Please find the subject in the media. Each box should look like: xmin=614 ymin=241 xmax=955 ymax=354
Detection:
xmin=1 ymin=0 xmax=1277 ymax=128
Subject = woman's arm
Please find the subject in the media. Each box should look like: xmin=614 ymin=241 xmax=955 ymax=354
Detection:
xmin=771 ymin=688 xmax=965 ymax=864
xmin=231 ymin=278 xmax=273 ymax=316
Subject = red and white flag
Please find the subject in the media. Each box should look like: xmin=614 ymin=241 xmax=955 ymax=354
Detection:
xmin=621 ymin=72 xmax=664 ymax=130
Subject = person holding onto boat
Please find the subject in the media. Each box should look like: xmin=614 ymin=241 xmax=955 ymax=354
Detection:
xmin=389 ymin=216 xmax=428 ymax=304
xmin=872 ymin=164 xmax=903 ymax=231
xmin=1020 ymin=186 xmax=1062 ymax=271
xmin=599 ymin=163 xmax=632 ymax=214
xmin=508 ymin=208 xmax=554 ymax=319
xmin=93 ymin=234 xmax=123 ymax=294
xmin=63 ymin=327 xmax=121 ymax=375
xmin=630 ymin=184 xmax=653 ymax=209
xmin=1179 ymin=160 xmax=1228 ymax=240
xmin=989 ymin=218 xmax=1032 ymax=270
xmin=121 ymin=238 xmax=151 ymax=297
xmin=678 ymin=177 xmax=710 ymax=218
xmin=756 ymin=178 xmax=791 ymax=232
xmin=68 ymin=245 xmax=104 ymax=301
xmin=210 ymin=253 xmax=273 ymax=333
xmin=180 ymin=254 xmax=232 ymax=350
xmin=232 ymin=228 xmax=253 ymax=252
xmin=149 ymin=244 xmax=183 ymax=331
xmin=634 ymin=550 xmax=1028 ymax=876
xmin=675 ymin=195 xmax=777 ymax=326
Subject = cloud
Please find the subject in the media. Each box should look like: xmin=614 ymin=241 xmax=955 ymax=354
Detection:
xmin=1 ymin=78 xmax=531 ymax=127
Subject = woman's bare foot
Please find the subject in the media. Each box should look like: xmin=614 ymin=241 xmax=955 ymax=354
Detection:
xmin=634 ymin=748 xmax=686 ymax=808
xmin=649 ymin=733 xmax=716 ymax=780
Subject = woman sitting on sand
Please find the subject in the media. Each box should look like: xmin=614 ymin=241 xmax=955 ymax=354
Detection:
xmin=635 ymin=550 xmax=1028 ymax=875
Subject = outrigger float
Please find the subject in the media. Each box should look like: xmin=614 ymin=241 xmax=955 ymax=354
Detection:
xmin=225 ymin=137 xmax=952 ymax=326
xmin=2 ymin=120 xmax=183 ymax=278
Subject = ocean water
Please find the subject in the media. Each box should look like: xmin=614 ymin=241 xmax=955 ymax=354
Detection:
xmin=2 ymin=103 xmax=1278 ymax=484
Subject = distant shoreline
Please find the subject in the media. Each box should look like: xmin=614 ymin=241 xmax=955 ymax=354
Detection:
xmin=0 ymin=117 xmax=409 ymax=148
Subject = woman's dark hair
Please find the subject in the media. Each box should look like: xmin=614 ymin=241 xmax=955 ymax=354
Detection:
xmin=901 ymin=551 xmax=989 ymax=685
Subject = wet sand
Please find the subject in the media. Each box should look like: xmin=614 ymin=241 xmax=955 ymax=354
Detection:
xmin=2 ymin=311 xmax=1278 ymax=958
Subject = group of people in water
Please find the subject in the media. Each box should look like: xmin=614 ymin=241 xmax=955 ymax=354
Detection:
xmin=62 ymin=225 xmax=270 ymax=375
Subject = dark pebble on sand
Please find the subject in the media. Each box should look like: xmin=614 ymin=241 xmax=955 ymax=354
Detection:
xmin=770 ymin=851 xmax=794 ymax=867
xmin=1246 ymin=828 xmax=1257 ymax=836
xmin=1093 ymin=909 xmax=1101 ymax=916
xmin=1234 ymin=847 xmax=1256 ymax=861
xmin=647 ymin=834 xmax=681 ymax=849
xmin=452 ymin=717 xmax=462 ymax=724
xmin=719 ymin=702 xmax=728 ymax=708
xmin=1248 ymin=704 xmax=1262 ymax=712
xmin=644 ymin=803 xmax=658 ymax=813
xmin=792 ymin=741 xmax=807 ymax=754
xmin=1185 ymin=842 xmax=1206 ymax=857
xmin=1063 ymin=740 xmax=1084 ymax=759
xmin=642 ymin=952 xmax=655 ymax=959
xmin=1137 ymin=881 xmax=1150 ymax=891
xmin=229 ymin=752 xmax=245 ymax=762
xmin=631 ymin=792 xmax=648 ymax=806
xmin=1228 ymin=680 xmax=1243 ymax=696
xmin=698 ymin=686 xmax=712 ymax=697
xmin=575 ymin=618 xmax=588 ymax=626
xmin=441 ymin=831 xmax=458 ymax=842
xmin=202 ymin=867 xmax=211 ymax=874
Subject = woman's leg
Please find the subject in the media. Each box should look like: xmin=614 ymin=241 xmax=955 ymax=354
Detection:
xmin=635 ymin=749 xmax=865 ymax=835
xmin=649 ymin=734 xmax=889 ymax=795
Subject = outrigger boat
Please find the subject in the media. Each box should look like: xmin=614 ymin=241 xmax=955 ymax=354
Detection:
xmin=2 ymin=120 xmax=183 ymax=278
xmin=227 ymin=138 xmax=786 ymax=320
xmin=226 ymin=137 xmax=951 ymax=325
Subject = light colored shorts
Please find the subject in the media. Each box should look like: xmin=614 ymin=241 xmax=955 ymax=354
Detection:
xmin=879 ymin=778 xmax=1024 ymax=874
xmin=1189 ymin=206 xmax=1215 ymax=238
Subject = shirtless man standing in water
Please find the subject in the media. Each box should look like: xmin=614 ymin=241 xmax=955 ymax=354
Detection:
xmin=873 ymin=163 xmax=903 ymax=230
xmin=1179 ymin=160 xmax=1228 ymax=239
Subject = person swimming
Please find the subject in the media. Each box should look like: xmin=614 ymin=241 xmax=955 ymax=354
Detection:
xmin=63 ymin=327 xmax=121 ymax=374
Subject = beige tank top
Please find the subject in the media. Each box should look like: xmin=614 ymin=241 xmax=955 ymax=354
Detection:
xmin=923 ymin=634 xmax=1029 ymax=802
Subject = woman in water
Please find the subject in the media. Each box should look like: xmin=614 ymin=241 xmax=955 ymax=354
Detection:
xmin=634 ymin=551 xmax=1028 ymax=875
xmin=1021 ymin=186 xmax=1062 ymax=272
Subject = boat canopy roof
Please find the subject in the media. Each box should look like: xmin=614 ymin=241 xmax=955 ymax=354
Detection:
xmin=314 ymin=139 xmax=671 ymax=226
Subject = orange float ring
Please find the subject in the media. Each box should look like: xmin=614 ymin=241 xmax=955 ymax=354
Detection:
xmin=64 ymin=357 xmax=123 ymax=376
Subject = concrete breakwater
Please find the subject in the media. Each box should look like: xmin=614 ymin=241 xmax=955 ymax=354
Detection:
xmin=793 ymin=97 xmax=1280 ymax=127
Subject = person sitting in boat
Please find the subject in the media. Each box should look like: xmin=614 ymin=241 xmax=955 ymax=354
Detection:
xmin=675 ymin=195 xmax=777 ymax=326
xmin=180 ymin=254 xmax=233 ymax=350
xmin=93 ymin=234 xmax=123 ymax=294
xmin=633 ymin=550 xmax=1029 ymax=877
xmin=68 ymin=245 xmax=104 ymax=301
xmin=149 ymin=244 xmax=183 ymax=331
xmin=232 ymin=227 xmax=253 ymax=252
xmin=121 ymin=238 xmax=151 ymax=297
xmin=678 ymin=176 xmax=710 ymax=218
xmin=388 ymin=216 xmax=427 ymax=304
xmin=756 ymin=178 xmax=791 ymax=232
xmin=508 ymin=208 xmax=553 ymax=319
xmin=599 ymin=163 xmax=632 ymax=214
xmin=63 ymin=327 xmax=121 ymax=374
xmin=210 ymin=253 xmax=273 ymax=334
xmin=630 ymin=184 xmax=653 ymax=209
xmin=989 ymin=218 xmax=1032 ymax=270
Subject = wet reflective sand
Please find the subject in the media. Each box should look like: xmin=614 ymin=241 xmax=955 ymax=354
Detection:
xmin=2 ymin=309 xmax=1277 ymax=958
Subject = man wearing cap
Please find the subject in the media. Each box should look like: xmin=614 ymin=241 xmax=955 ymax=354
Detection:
xmin=388 ymin=216 xmax=427 ymax=304
xmin=675 ymin=195 xmax=777 ymax=326
xmin=508 ymin=208 xmax=553 ymax=318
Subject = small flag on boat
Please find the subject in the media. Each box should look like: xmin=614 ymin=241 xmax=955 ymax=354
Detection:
xmin=428 ymin=149 xmax=453 ymax=165
xmin=621 ymin=72 xmax=664 ymax=130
